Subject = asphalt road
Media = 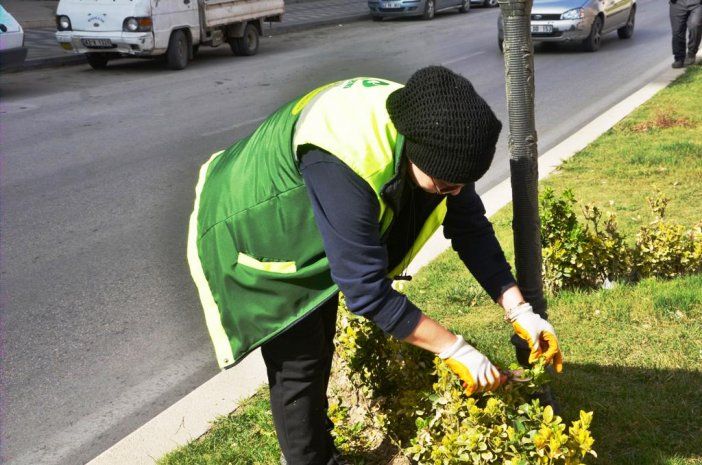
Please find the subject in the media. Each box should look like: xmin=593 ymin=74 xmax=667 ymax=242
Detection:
xmin=0 ymin=1 xmax=672 ymax=463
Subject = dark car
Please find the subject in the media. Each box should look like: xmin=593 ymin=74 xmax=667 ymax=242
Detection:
xmin=498 ymin=0 xmax=636 ymax=52
xmin=471 ymin=0 xmax=498 ymax=8
xmin=369 ymin=0 xmax=470 ymax=21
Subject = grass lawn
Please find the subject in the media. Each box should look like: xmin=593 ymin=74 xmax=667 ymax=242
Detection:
xmin=159 ymin=67 xmax=702 ymax=464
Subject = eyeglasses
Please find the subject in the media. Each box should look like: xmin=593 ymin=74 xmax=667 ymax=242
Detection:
xmin=430 ymin=177 xmax=465 ymax=196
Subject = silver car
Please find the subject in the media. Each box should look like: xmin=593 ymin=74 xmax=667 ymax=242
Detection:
xmin=369 ymin=0 xmax=470 ymax=20
xmin=498 ymin=0 xmax=636 ymax=52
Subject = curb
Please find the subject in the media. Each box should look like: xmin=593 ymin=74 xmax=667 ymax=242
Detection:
xmin=9 ymin=53 xmax=86 ymax=72
xmin=21 ymin=19 xmax=56 ymax=28
xmin=86 ymin=352 xmax=268 ymax=465
xmin=268 ymin=14 xmax=371 ymax=35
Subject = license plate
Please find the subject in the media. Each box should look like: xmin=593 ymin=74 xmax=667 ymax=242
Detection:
xmin=531 ymin=24 xmax=553 ymax=33
xmin=383 ymin=2 xmax=401 ymax=7
xmin=81 ymin=38 xmax=113 ymax=48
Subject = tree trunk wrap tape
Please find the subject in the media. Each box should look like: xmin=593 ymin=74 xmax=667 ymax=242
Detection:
xmin=498 ymin=0 xmax=548 ymax=318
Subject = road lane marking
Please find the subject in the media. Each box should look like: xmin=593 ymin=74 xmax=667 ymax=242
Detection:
xmin=442 ymin=51 xmax=486 ymax=66
xmin=201 ymin=116 xmax=267 ymax=137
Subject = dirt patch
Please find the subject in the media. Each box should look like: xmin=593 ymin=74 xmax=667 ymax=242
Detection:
xmin=629 ymin=111 xmax=696 ymax=132
xmin=328 ymin=356 xmax=412 ymax=464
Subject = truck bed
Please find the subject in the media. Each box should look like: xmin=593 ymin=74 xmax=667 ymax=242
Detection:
xmin=203 ymin=0 xmax=285 ymax=27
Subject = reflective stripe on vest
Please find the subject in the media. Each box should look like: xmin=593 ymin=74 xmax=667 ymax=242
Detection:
xmin=187 ymin=150 xmax=236 ymax=367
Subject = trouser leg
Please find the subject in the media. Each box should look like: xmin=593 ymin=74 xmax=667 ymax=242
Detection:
xmin=261 ymin=296 xmax=339 ymax=465
xmin=671 ymin=2 xmax=689 ymax=61
xmin=687 ymin=5 xmax=702 ymax=55
xmin=689 ymin=26 xmax=702 ymax=55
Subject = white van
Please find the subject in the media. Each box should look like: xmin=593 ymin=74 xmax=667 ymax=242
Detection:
xmin=0 ymin=5 xmax=28 ymax=71
xmin=55 ymin=0 xmax=284 ymax=70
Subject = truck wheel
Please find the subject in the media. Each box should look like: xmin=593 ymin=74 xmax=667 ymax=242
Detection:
xmin=230 ymin=23 xmax=259 ymax=56
xmin=167 ymin=30 xmax=189 ymax=70
xmin=86 ymin=53 xmax=109 ymax=70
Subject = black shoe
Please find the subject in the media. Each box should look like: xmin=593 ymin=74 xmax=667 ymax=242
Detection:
xmin=684 ymin=54 xmax=696 ymax=66
xmin=533 ymin=385 xmax=561 ymax=415
xmin=672 ymin=60 xmax=685 ymax=68
xmin=513 ymin=345 xmax=562 ymax=415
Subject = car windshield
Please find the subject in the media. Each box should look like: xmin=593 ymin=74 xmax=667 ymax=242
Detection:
xmin=0 ymin=6 xmax=21 ymax=32
xmin=533 ymin=0 xmax=586 ymax=9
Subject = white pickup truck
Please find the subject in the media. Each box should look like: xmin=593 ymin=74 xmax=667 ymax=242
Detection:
xmin=55 ymin=0 xmax=284 ymax=70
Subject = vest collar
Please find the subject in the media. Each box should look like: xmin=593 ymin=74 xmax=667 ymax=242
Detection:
xmin=380 ymin=134 xmax=409 ymax=216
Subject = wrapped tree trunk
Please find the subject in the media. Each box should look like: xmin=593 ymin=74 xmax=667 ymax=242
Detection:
xmin=498 ymin=0 xmax=547 ymax=343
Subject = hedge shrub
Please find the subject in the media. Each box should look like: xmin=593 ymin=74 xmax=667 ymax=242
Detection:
xmin=330 ymin=303 xmax=596 ymax=464
xmin=540 ymin=188 xmax=701 ymax=293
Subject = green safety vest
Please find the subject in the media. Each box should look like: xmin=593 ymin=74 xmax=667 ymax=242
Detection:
xmin=187 ymin=78 xmax=447 ymax=369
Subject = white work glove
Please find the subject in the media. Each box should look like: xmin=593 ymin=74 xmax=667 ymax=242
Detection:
xmin=438 ymin=335 xmax=505 ymax=395
xmin=506 ymin=302 xmax=564 ymax=373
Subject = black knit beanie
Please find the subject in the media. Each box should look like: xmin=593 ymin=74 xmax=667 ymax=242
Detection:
xmin=386 ymin=66 xmax=502 ymax=184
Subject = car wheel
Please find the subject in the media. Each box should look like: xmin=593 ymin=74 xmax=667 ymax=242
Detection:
xmin=617 ymin=6 xmax=635 ymax=39
xmin=583 ymin=15 xmax=603 ymax=52
xmin=372 ymin=15 xmax=383 ymax=21
xmin=422 ymin=0 xmax=435 ymax=20
xmin=230 ymin=23 xmax=259 ymax=56
xmin=86 ymin=53 xmax=109 ymax=70
xmin=485 ymin=0 xmax=498 ymax=7
xmin=459 ymin=0 xmax=470 ymax=13
xmin=167 ymin=29 xmax=189 ymax=70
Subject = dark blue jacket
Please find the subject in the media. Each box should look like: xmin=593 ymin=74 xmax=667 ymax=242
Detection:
xmin=300 ymin=149 xmax=516 ymax=340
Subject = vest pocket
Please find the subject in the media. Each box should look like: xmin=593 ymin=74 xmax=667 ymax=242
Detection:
xmin=237 ymin=252 xmax=297 ymax=274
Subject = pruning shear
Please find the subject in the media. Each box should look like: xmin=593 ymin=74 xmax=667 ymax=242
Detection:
xmin=500 ymin=368 xmax=533 ymax=384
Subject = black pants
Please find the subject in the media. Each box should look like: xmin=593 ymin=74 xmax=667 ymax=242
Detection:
xmin=261 ymin=296 xmax=340 ymax=465
xmin=670 ymin=0 xmax=702 ymax=60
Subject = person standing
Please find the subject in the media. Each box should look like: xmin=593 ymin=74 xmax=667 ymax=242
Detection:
xmin=187 ymin=66 xmax=563 ymax=464
xmin=670 ymin=0 xmax=702 ymax=68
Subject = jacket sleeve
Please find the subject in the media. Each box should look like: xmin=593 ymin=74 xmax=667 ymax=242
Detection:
xmin=443 ymin=185 xmax=518 ymax=301
xmin=299 ymin=148 xmax=422 ymax=339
